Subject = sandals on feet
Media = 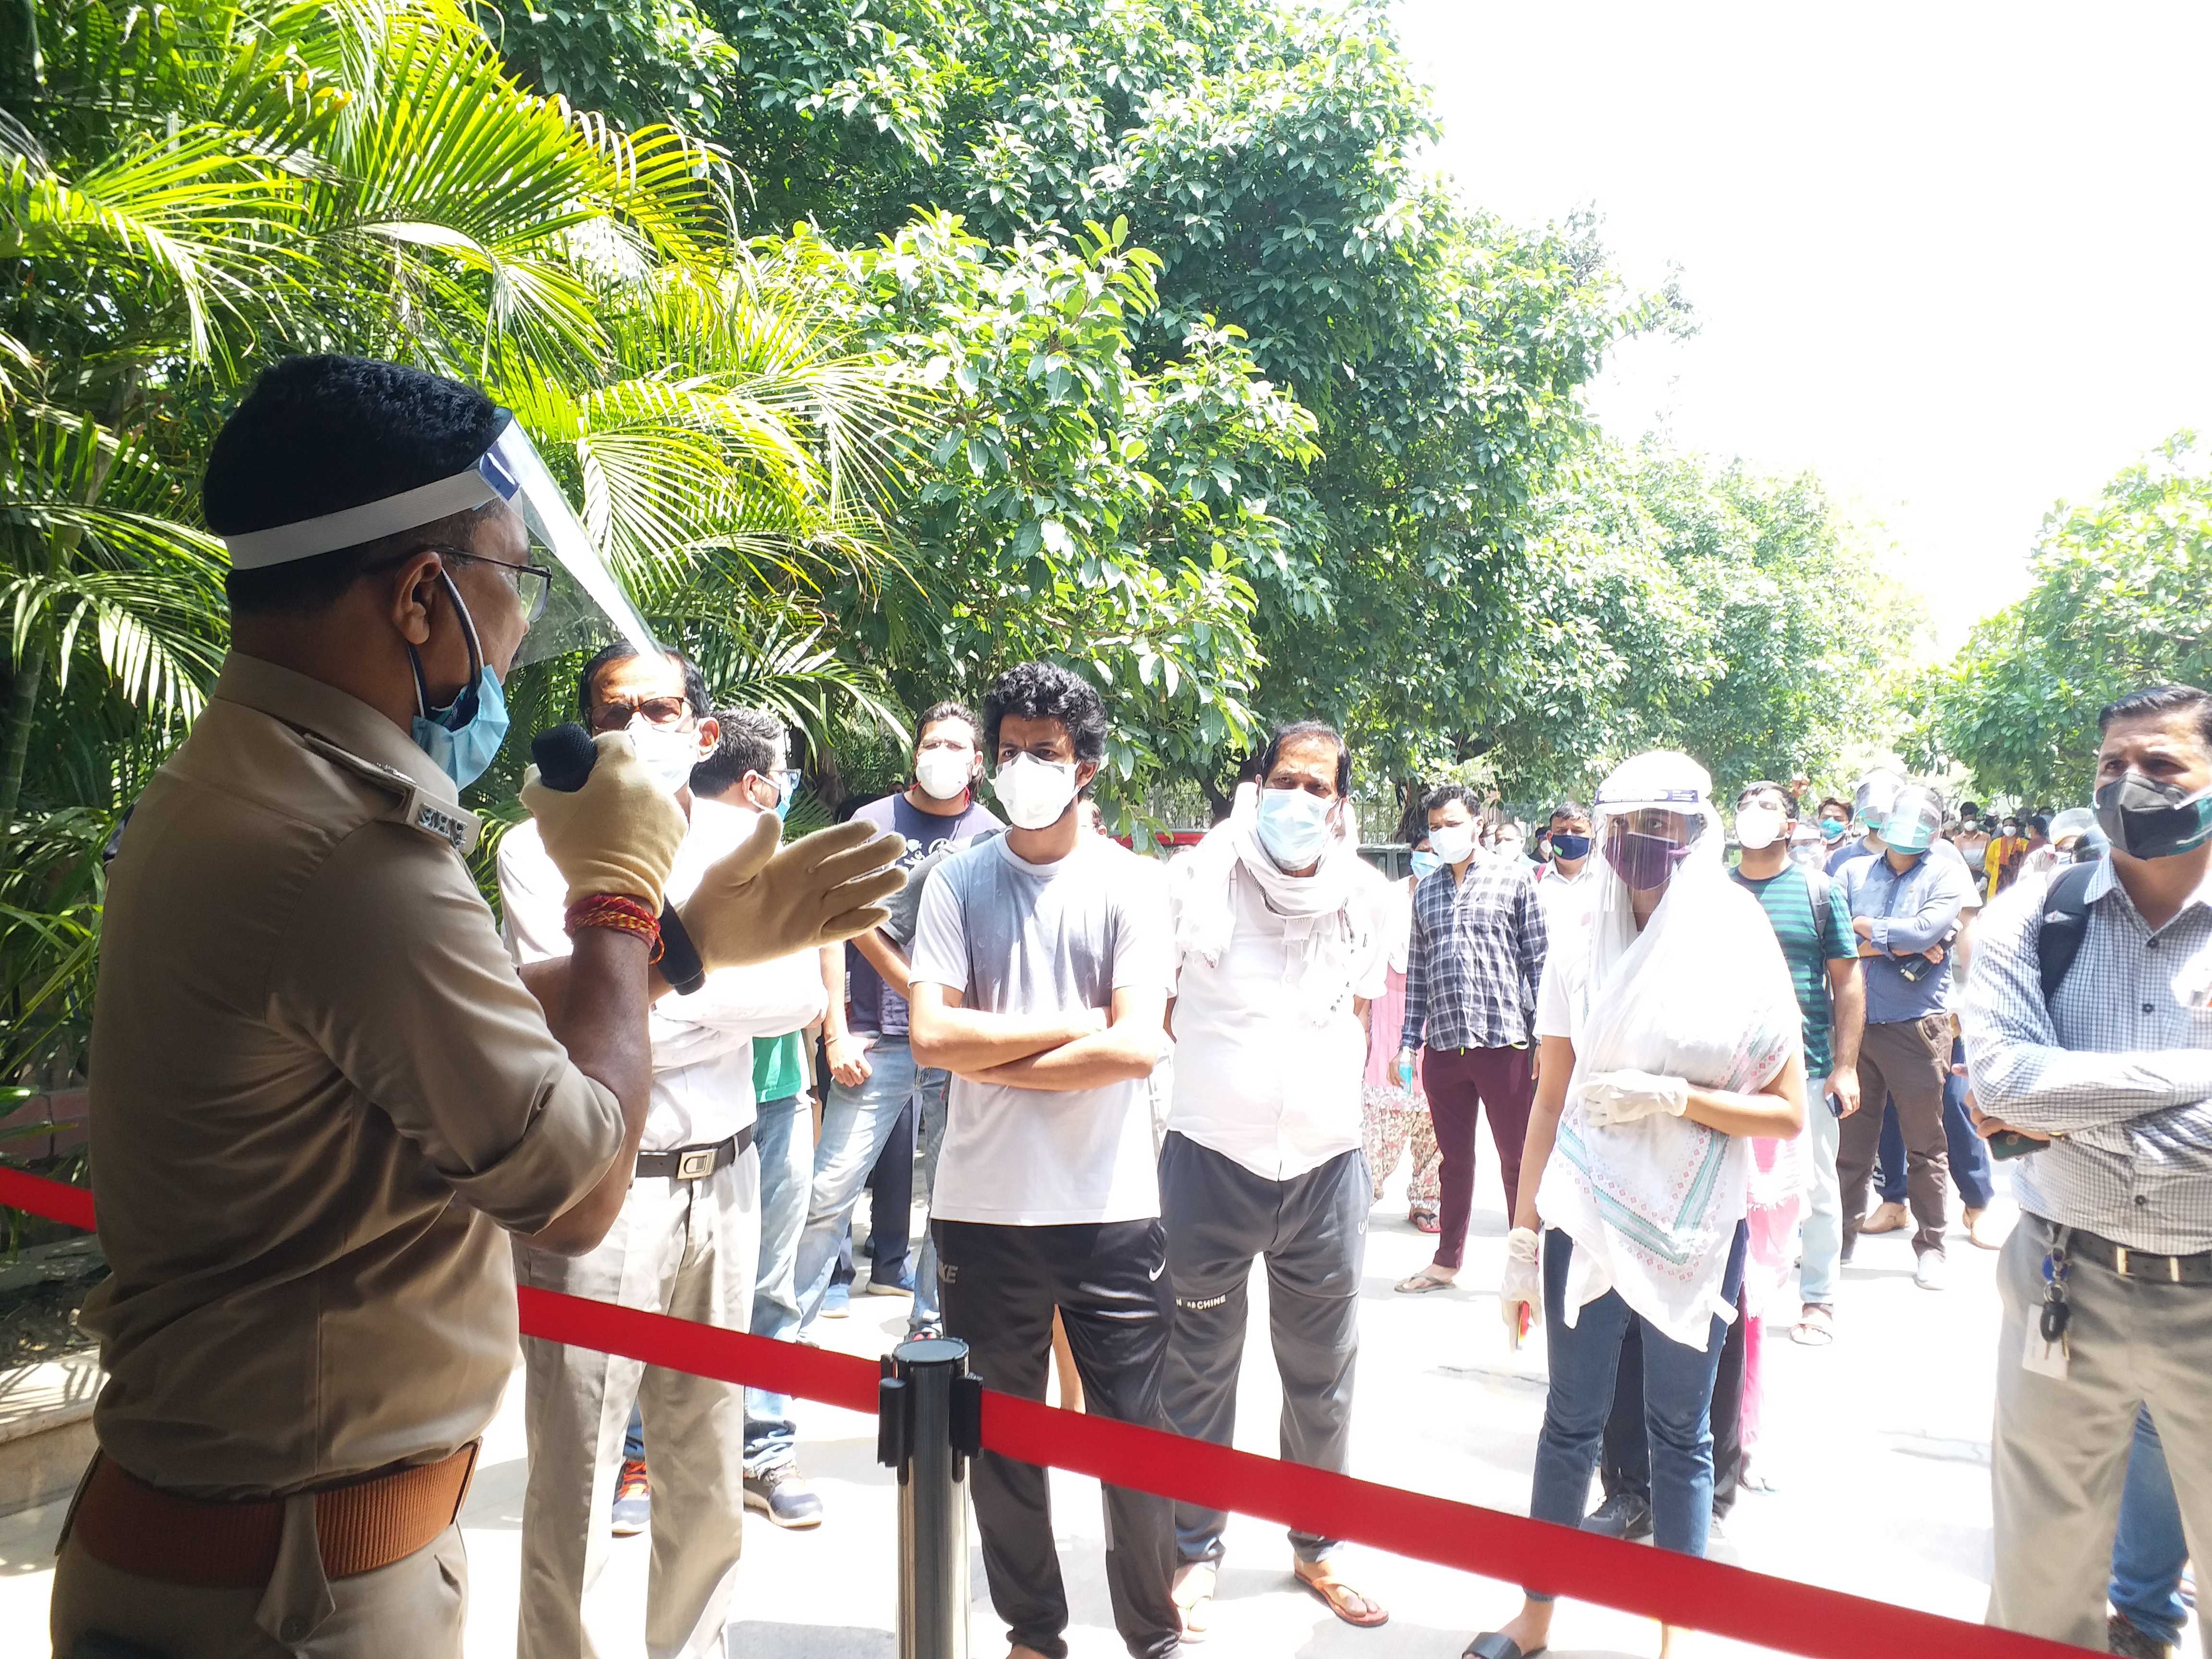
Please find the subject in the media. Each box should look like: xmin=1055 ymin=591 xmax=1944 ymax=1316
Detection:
xmin=1395 ymin=1266 xmax=1457 ymax=1294
xmin=1296 ymin=1564 xmax=1389 ymax=1629
xmin=1464 ymin=1635 xmax=1545 ymax=1659
xmin=1411 ymin=1211 xmax=1442 ymax=1234
xmin=1791 ymin=1303 xmax=1834 ymax=1346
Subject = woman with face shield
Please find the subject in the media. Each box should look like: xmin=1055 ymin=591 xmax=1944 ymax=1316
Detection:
xmin=1464 ymin=753 xmax=1807 ymax=1659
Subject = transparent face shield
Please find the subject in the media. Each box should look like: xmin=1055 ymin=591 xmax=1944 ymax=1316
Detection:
xmin=1854 ymin=771 xmax=1902 ymax=832
xmin=1883 ymin=786 xmax=1946 ymax=854
xmin=481 ymin=422 xmax=658 ymax=668
xmin=219 ymin=413 xmax=660 ymax=671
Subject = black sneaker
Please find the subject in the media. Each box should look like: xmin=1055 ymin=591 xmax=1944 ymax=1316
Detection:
xmin=2109 ymin=1612 xmax=2173 ymax=1659
xmin=744 ymin=1465 xmax=825 ymax=1529
xmin=1581 ymin=1490 xmax=1653 ymax=1541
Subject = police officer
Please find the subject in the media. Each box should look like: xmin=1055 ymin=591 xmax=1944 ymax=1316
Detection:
xmin=49 ymin=356 xmax=901 ymax=1659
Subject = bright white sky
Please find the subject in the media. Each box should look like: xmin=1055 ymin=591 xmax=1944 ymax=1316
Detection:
xmin=1393 ymin=1 xmax=2212 ymax=652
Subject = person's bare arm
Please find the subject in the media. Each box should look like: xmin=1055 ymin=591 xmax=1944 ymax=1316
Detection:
xmin=908 ymin=980 xmax=1104 ymax=1072
xmin=516 ymin=928 xmax=656 ymax=1254
xmin=1826 ymin=955 xmax=1866 ymax=1114
xmin=966 ymin=984 xmax=1167 ymax=1092
xmin=852 ymin=927 xmax=914 ymax=1002
xmin=1683 ymin=1051 xmax=1808 ymax=1140
xmin=820 ymin=942 xmax=873 ymax=1086
xmin=1511 ymin=1034 xmax=1575 ymax=1232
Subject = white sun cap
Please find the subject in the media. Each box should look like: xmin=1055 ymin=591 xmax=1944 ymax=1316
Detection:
xmin=218 ymin=415 xmax=657 ymax=662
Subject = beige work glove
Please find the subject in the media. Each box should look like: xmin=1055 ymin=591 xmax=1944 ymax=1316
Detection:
xmin=1501 ymin=1226 xmax=1542 ymax=1347
xmin=519 ymin=731 xmax=688 ymax=910
xmin=1578 ymin=1069 xmax=1691 ymax=1128
xmin=680 ymin=815 xmax=904 ymax=970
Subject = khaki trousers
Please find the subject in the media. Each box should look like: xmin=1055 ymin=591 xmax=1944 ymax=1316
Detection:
xmin=1988 ymin=1215 xmax=2212 ymax=1654
xmin=50 ymin=1506 xmax=466 ymax=1659
xmin=513 ymin=1152 xmax=759 ymax=1659
xmin=1839 ymin=1013 xmax=1952 ymax=1256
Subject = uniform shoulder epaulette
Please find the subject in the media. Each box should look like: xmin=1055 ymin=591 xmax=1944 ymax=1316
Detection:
xmin=299 ymin=733 xmax=482 ymax=856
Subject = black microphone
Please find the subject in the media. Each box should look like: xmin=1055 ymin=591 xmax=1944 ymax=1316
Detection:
xmin=529 ymin=722 xmax=706 ymax=995
xmin=531 ymin=722 xmax=598 ymax=793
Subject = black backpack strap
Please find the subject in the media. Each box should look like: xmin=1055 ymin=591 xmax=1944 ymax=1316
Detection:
xmin=2036 ymin=860 xmax=2100 ymax=1002
xmin=1803 ymin=865 xmax=1839 ymax=949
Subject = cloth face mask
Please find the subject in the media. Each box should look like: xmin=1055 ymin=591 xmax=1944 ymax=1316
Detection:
xmin=993 ymin=753 xmax=1080 ymax=830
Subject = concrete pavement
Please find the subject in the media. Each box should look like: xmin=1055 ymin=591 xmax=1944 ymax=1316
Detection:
xmin=1 ymin=1169 xmax=2190 ymax=1658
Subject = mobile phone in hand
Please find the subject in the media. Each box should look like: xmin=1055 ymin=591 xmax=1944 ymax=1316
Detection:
xmin=1825 ymin=1090 xmax=1844 ymax=1118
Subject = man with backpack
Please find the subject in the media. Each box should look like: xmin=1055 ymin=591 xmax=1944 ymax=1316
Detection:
xmin=1730 ymin=781 xmax=1866 ymax=1347
xmin=1963 ymin=684 xmax=2212 ymax=1653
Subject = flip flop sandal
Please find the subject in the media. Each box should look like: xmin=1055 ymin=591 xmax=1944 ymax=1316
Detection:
xmin=1464 ymin=1635 xmax=1545 ymax=1659
xmin=1395 ymin=1267 xmax=1456 ymax=1294
xmin=1412 ymin=1212 xmax=1442 ymax=1234
xmin=1791 ymin=1305 xmax=1835 ymax=1347
xmin=1297 ymin=1569 xmax=1390 ymax=1629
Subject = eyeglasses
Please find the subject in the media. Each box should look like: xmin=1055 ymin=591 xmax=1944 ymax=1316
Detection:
xmin=589 ymin=695 xmax=694 ymax=733
xmin=419 ymin=543 xmax=553 ymax=623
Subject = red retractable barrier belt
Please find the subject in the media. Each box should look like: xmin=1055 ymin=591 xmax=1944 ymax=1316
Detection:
xmin=1 ymin=1167 xmax=2085 ymax=1659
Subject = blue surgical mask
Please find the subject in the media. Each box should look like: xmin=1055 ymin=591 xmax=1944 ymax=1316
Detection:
xmin=1409 ymin=849 xmax=1443 ymax=878
xmin=1255 ymin=787 xmax=1335 ymax=869
xmin=774 ymin=768 xmax=801 ymax=822
xmin=1818 ymin=816 xmax=1847 ymax=841
xmin=409 ymin=573 xmax=509 ymax=790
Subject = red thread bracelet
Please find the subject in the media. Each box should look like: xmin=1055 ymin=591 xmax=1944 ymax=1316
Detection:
xmin=566 ymin=895 xmax=665 ymax=964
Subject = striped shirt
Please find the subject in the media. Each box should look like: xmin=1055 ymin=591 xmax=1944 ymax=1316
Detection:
xmin=1400 ymin=853 xmax=1548 ymax=1053
xmin=1960 ymin=859 xmax=2212 ymax=1254
xmin=1731 ymin=863 xmax=1857 ymax=1076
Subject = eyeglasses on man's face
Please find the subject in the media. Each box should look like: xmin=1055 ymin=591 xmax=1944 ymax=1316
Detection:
xmin=589 ymin=694 xmax=694 ymax=733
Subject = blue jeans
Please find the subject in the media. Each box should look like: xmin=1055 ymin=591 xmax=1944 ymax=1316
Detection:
xmin=1876 ymin=1037 xmax=1993 ymax=1210
xmin=744 ymin=1094 xmax=812 ymax=1475
xmin=2111 ymin=1408 xmax=2189 ymax=1646
xmin=1526 ymin=1226 xmax=1747 ymax=1600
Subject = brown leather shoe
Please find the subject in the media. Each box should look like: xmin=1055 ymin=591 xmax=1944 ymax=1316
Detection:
xmin=1860 ymin=1201 xmax=1910 ymax=1234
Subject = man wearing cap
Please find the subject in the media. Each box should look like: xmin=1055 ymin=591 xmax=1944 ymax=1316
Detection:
xmin=51 ymin=355 xmax=899 ymax=1658
xmin=1836 ymin=782 xmax=1969 ymax=1291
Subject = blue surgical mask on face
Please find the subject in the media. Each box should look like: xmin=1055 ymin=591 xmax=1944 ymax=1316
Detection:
xmin=1409 ymin=849 xmax=1442 ymax=878
xmin=409 ymin=573 xmax=509 ymax=790
xmin=1255 ymin=786 xmax=1335 ymax=869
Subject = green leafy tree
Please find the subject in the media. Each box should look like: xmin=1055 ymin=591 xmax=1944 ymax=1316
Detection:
xmin=1923 ymin=433 xmax=2212 ymax=804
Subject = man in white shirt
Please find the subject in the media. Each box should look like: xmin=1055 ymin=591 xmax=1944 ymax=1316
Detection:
xmin=1160 ymin=722 xmax=1392 ymax=1637
xmin=907 ymin=661 xmax=1182 ymax=1659
xmin=499 ymin=645 xmax=762 ymax=1659
xmin=1534 ymin=799 xmax=1597 ymax=941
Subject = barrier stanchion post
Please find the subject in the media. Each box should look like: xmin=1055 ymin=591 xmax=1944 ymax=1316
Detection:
xmin=878 ymin=1336 xmax=979 ymax=1659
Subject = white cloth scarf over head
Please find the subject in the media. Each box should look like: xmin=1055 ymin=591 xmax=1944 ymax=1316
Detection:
xmin=1174 ymin=781 xmax=1368 ymax=1025
xmin=1535 ymin=750 xmax=1803 ymax=1347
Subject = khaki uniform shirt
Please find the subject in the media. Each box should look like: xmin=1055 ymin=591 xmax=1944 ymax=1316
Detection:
xmin=83 ymin=653 xmax=624 ymax=1500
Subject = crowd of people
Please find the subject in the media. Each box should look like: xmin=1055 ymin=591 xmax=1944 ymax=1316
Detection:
xmin=44 ymin=352 xmax=2210 ymax=1659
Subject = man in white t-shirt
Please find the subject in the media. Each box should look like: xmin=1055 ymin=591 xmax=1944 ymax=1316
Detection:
xmin=498 ymin=644 xmax=759 ymax=1659
xmin=1160 ymin=723 xmax=1392 ymax=1637
xmin=907 ymin=662 xmax=1182 ymax=1659
xmin=1534 ymin=799 xmax=1598 ymax=942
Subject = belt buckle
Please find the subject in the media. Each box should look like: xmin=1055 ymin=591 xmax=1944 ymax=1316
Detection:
xmin=2114 ymin=1245 xmax=2131 ymax=1279
xmin=675 ymin=1147 xmax=716 ymax=1181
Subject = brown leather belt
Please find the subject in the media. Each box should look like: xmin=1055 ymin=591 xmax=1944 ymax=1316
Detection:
xmin=70 ymin=1442 xmax=478 ymax=1587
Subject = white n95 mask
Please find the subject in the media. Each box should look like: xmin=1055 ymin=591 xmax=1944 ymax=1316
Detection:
xmin=627 ymin=717 xmax=701 ymax=795
xmin=993 ymin=754 xmax=1080 ymax=830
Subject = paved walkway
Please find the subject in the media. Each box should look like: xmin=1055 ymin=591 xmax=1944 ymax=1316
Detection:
xmin=0 ymin=1172 xmax=2190 ymax=1657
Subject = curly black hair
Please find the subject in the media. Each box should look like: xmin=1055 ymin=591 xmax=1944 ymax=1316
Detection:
xmin=982 ymin=662 xmax=1108 ymax=767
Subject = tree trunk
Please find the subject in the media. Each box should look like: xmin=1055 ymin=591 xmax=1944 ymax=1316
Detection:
xmin=0 ymin=626 xmax=48 ymax=825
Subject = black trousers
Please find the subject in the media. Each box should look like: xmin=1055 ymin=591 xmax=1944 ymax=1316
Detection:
xmin=1159 ymin=1133 xmax=1367 ymax=1566
xmin=934 ymin=1217 xmax=1181 ymax=1659
xmin=1597 ymin=1290 xmax=1749 ymax=1516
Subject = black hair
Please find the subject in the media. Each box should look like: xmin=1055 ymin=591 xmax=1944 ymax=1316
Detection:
xmin=1423 ymin=782 xmax=1480 ymax=818
xmin=691 ymin=707 xmax=786 ymax=799
xmin=1257 ymin=720 xmax=1351 ymax=797
xmin=207 ymin=355 xmax=508 ymax=616
xmin=2099 ymin=684 xmax=2212 ymax=750
xmin=576 ymin=643 xmax=711 ymax=727
xmin=915 ymin=700 xmax=984 ymax=752
xmin=1737 ymin=778 xmax=1799 ymax=818
xmin=1548 ymin=799 xmax=1589 ymax=828
xmin=1960 ymin=800 xmax=1981 ymax=819
xmin=982 ymin=662 xmax=1108 ymax=769
xmin=2030 ymin=813 xmax=2052 ymax=838
xmin=1816 ymin=795 xmax=1851 ymax=818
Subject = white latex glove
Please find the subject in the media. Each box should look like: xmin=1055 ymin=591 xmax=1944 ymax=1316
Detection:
xmin=1577 ymin=1068 xmax=1690 ymax=1128
xmin=1501 ymin=1226 xmax=1542 ymax=1347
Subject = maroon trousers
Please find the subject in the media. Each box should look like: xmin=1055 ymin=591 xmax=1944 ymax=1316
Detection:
xmin=1419 ymin=1044 xmax=1538 ymax=1271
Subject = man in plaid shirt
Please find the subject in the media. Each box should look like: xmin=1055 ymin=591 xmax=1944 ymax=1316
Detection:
xmin=1393 ymin=784 xmax=1548 ymax=1294
xmin=1962 ymin=684 xmax=2212 ymax=1655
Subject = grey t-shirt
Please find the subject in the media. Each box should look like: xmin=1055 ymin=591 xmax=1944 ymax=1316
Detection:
xmin=908 ymin=833 xmax=1171 ymax=1225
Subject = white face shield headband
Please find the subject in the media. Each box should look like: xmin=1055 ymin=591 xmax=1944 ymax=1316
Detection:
xmin=218 ymin=415 xmax=659 ymax=668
